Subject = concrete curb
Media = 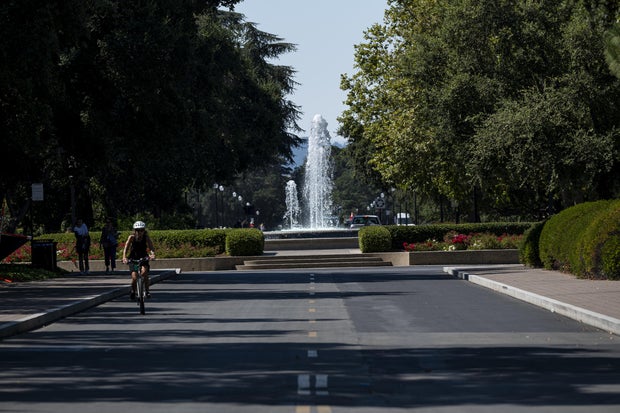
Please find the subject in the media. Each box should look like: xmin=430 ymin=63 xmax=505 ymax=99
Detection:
xmin=0 ymin=269 xmax=180 ymax=339
xmin=444 ymin=266 xmax=620 ymax=336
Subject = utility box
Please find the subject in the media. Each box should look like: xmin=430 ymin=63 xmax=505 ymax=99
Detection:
xmin=31 ymin=239 xmax=57 ymax=270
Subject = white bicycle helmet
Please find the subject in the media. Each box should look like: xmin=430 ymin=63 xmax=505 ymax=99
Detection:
xmin=133 ymin=220 xmax=146 ymax=230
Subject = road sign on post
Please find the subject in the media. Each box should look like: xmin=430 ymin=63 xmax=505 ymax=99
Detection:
xmin=31 ymin=183 xmax=44 ymax=201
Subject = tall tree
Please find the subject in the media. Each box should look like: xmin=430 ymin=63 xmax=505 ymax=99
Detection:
xmin=605 ymin=22 xmax=620 ymax=78
xmin=1 ymin=0 xmax=301 ymax=231
xmin=340 ymin=0 xmax=620 ymax=220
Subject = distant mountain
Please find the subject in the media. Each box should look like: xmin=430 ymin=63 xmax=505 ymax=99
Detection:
xmin=289 ymin=139 xmax=308 ymax=168
xmin=288 ymin=136 xmax=347 ymax=168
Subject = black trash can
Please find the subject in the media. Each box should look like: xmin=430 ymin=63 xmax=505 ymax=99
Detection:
xmin=31 ymin=239 xmax=57 ymax=270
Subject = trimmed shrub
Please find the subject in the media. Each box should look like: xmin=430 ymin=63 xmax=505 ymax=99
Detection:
xmin=35 ymin=229 xmax=227 ymax=260
xmin=151 ymin=229 xmax=226 ymax=251
xmin=225 ymin=228 xmax=264 ymax=256
xmin=519 ymin=221 xmax=546 ymax=267
xmin=359 ymin=226 xmax=392 ymax=253
xmin=576 ymin=200 xmax=620 ymax=279
xmin=601 ymin=236 xmax=620 ymax=279
xmin=539 ymin=200 xmax=620 ymax=279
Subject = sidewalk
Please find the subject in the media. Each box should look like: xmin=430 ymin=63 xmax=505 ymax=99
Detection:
xmin=1 ymin=262 xmax=619 ymax=340
xmin=0 ymin=269 xmax=179 ymax=339
xmin=444 ymin=265 xmax=620 ymax=335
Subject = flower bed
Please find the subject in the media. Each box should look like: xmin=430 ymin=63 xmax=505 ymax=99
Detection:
xmin=403 ymin=231 xmax=522 ymax=252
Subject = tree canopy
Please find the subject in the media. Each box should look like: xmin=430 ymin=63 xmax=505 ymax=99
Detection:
xmin=1 ymin=0 xmax=301 ymax=231
xmin=340 ymin=0 xmax=620 ymax=220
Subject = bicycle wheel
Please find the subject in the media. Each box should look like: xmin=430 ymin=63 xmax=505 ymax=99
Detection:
xmin=139 ymin=294 xmax=145 ymax=315
xmin=137 ymin=276 xmax=145 ymax=315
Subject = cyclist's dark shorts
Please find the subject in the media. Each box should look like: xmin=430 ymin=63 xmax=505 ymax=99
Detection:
xmin=129 ymin=261 xmax=150 ymax=271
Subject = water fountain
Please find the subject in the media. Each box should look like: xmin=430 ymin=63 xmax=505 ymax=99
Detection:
xmin=284 ymin=180 xmax=300 ymax=230
xmin=267 ymin=115 xmax=354 ymax=242
xmin=303 ymin=114 xmax=333 ymax=229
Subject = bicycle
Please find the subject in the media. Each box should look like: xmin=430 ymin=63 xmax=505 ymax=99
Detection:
xmin=128 ymin=257 xmax=150 ymax=315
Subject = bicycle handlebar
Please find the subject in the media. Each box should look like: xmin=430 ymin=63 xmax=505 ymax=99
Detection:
xmin=128 ymin=257 xmax=150 ymax=264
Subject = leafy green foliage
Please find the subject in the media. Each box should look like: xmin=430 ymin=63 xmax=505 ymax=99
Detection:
xmin=577 ymin=200 xmax=620 ymax=279
xmin=340 ymin=0 xmax=620 ymax=220
xmin=519 ymin=221 xmax=546 ymax=268
xmin=330 ymin=146 xmax=382 ymax=217
xmin=358 ymin=226 xmax=392 ymax=253
xmin=1 ymin=1 xmax=300 ymax=231
xmin=225 ymin=228 xmax=264 ymax=256
xmin=605 ymin=22 xmax=620 ymax=78
xmin=387 ymin=222 xmax=534 ymax=251
xmin=0 ymin=264 xmax=67 ymax=282
xmin=539 ymin=200 xmax=620 ymax=279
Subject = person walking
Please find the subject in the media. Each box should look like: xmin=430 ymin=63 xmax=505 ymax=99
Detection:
xmin=99 ymin=219 xmax=119 ymax=274
xmin=73 ymin=218 xmax=90 ymax=274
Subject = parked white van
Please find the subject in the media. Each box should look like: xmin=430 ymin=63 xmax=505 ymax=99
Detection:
xmin=394 ymin=212 xmax=415 ymax=226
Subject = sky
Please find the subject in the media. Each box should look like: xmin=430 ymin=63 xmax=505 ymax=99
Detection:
xmin=234 ymin=0 xmax=388 ymax=146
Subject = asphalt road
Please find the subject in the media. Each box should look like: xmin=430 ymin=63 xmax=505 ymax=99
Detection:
xmin=1 ymin=266 xmax=619 ymax=413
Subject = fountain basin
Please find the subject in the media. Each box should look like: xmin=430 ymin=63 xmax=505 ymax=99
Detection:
xmin=263 ymin=229 xmax=358 ymax=239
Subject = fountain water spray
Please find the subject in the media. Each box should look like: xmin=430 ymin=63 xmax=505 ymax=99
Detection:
xmin=303 ymin=114 xmax=333 ymax=229
xmin=284 ymin=180 xmax=300 ymax=229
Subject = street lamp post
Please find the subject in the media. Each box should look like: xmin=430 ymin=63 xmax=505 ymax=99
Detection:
xmin=219 ymin=185 xmax=224 ymax=227
xmin=213 ymin=183 xmax=219 ymax=228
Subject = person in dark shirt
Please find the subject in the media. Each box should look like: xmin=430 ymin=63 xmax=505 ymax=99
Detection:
xmin=73 ymin=218 xmax=90 ymax=274
xmin=99 ymin=219 xmax=119 ymax=274
xmin=122 ymin=220 xmax=155 ymax=299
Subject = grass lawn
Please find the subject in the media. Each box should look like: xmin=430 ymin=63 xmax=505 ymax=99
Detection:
xmin=0 ymin=264 xmax=68 ymax=283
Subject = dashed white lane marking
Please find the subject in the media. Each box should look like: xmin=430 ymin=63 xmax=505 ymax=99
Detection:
xmin=295 ymin=407 xmax=332 ymax=413
xmin=315 ymin=374 xmax=329 ymax=395
xmin=297 ymin=374 xmax=329 ymax=396
xmin=298 ymin=374 xmax=311 ymax=395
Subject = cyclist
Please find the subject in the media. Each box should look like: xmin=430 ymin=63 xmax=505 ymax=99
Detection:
xmin=122 ymin=221 xmax=156 ymax=300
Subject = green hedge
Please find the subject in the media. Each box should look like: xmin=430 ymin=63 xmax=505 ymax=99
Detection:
xmin=359 ymin=226 xmax=392 ymax=253
xmin=39 ymin=228 xmax=230 ymax=257
xmin=539 ymin=200 xmax=620 ymax=279
xmin=387 ymin=222 xmax=535 ymax=250
xmin=225 ymin=228 xmax=265 ymax=256
xmin=519 ymin=221 xmax=546 ymax=267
